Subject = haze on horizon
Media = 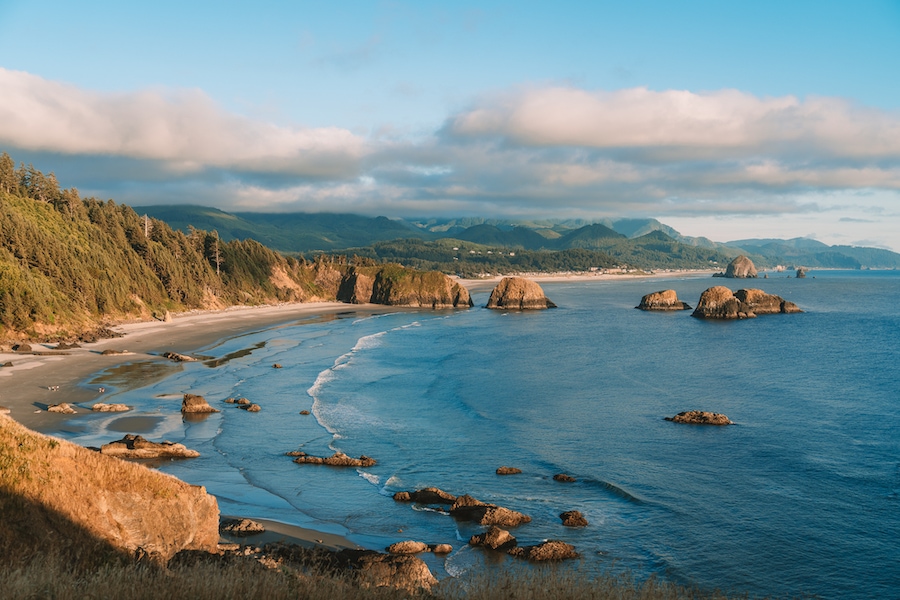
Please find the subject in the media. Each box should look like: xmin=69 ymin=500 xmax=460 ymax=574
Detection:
xmin=1 ymin=1 xmax=899 ymax=251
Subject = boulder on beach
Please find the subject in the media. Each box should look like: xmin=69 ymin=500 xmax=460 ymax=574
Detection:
xmin=665 ymin=411 xmax=733 ymax=425
xmin=100 ymin=349 xmax=131 ymax=356
xmin=636 ymin=289 xmax=692 ymax=311
xmin=219 ymin=518 xmax=266 ymax=536
xmin=508 ymin=540 xmax=579 ymax=562
xmin=47 ymin=403 xmax=77 ymax=414
xmin=181 ymin=393 xmax=219 ymax=414
xmin=691 ymin=286 xmax=802 ymax=320
xmin=486 ymin=277 xmax=557 ymax=310
xmin=468 ymin=525 xmax=517 ymax=551
xmin=292 ymin=451 xmax=376 ymax=467
xmin=163 ymin=351 xmax=197 ymax=362
xmin=91 ymin=403 xmax=130 ymax=412
xmin=100 ymin=434 xmax=200 ymax=458
xmin=449 ymin=494 xmax=531 ymax=528
xmin=13 ymin=343 xmax=32 ymax=352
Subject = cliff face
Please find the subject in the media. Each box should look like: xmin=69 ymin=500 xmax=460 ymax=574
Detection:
xmin=336 ymin=266 xmax=473 ymax=308
xmin=0 ymin=416 xmax=219 ymax=563
xmin=691 ymin=286 xmax=802 ymax=319
xmin=636 ymin=289 xmax=692 ymax=311
xmin=486 ymin=277 xmax=557 ymax=309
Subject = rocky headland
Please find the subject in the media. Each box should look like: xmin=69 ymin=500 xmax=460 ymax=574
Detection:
xmin=485 ymin=276 xmax=557 ymax=309
xmin=636 ymin=289 xmax=692 ymax=311
xmin=691 ymin=286 xmax=802 ymax=319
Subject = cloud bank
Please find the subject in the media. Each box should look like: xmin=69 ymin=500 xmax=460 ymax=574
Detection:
xmin=2 ymin=68 xmax=899 ymax=230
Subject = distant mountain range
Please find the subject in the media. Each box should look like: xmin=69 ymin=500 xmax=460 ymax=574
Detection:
xmin=134 ymin=205 xmax=900 ymax=270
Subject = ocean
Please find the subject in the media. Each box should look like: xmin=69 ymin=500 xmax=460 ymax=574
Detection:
xmin=57 ymin=271 xmax=900 ymax=599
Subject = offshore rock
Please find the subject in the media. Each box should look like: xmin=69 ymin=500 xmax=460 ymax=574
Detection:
xmin=508 ymin=540 xmax=579 ymax=561
xmin=553 ymin=473 xmax=576 ymax=483
xmin=100 ymin=434 xmax=200 ymax=458
xmin=181 ymin=393 xmax=219 ymax=414
xmin=393 ymin=487 xmax=457 ymax=504
xmin=636 ymin=289 xmax=692 ymax=311
xmin=665 ymin=411 xmax=733 ymax=425
xmin=560 ymin=510 xmax=589 ymax=527
xmin=486 ymin=277 xmax=556 ymax=309
xmin=715 ymin=255 xmax=758 ymax=278
xmin=292 ymin=451 xmax=376 ymax=467
xmin=469 ymin=525 xmax=518 ymax=551
xmin=496 ymin=466 xmax=522 ymax=475
xmin=450 ymin=494 xmax=531 ymax=527
xmin=691 ymin=287 xmax=802 ymax=320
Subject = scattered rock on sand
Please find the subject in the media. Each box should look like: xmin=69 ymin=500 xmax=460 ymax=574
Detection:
xmin=496 ymin=466 xmax=522 ymax=475
xmin=219 ymin=518 xmax=266 ymax=536
xmin=54 ymin=342 xmax=81 ymax=350
xmin=508 ymin=540 xmax=578 ymax=561
xmin=553 ymin=473 xmax=576 ymax=483
xmin=560 ymin=510 xmax=589 ymax=527
xmin=386 ymin=541 xmax=429 ymax=554
xmin=1 ymin=362 xmax=12 ymax=367
xmin=47 ymin=403 xmax=77 ymax=414
xmin=181 ymin=393 xmax=219 ymax=414
xmin=665 ymin=411 xmax=733 ymax=425
xmin=292 ymin=451 xmax=376 ymax=467
xmin=486 ymin=277 xmax=557 ymax=309
xmin=468 ymin=526 xmax=518 ymax=551
xmin=101 ymin=349 xmax=132 ymax=355
xmin=636 ymin=289 xmax=692 ymax=311
xmin=100 ymin=434 xmax=200 ymax=458
xmin=163 ymin=351 xmax=197 ymax=362
xmin=12 ymin=343 xmax=32 ymax=352
xmin=91 ymin=403 xmax=130 ymax=412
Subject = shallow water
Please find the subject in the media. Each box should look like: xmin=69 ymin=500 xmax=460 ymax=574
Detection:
xmin=59 ymin=271 xmax=900 ymax=599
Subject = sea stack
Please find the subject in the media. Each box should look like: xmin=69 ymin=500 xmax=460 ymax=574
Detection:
xmin=486 ymin=277 xmax=556 ymax=309
xmin=636 ymin=289 xmax=692 ymax=311
xmin=716 ymin=255 xmax=758 ymax=278
xmin=691 ymin=287 xmax=802 ymax=319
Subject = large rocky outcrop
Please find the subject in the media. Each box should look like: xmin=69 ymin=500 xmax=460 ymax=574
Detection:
xmin=336 ymin=267 xmax=375 ymax=304
xmin=392 ymin=487 xmax=457 ymax=504
xmin=469 ymin=525 xmax=518 ymax=551
xmin=665 ymin=411 xmax=733 ymax=425
xmin=486 ymin=277 xmax=556 ymax=309
xmin=691 ymin=286 xmax=802 ymax=319
xmin=0 ymin=415 xmax=219 ymax=563
xmin=715 ymin=255 xmax=758 ymax=278
xmin=508 ymin=540 xmax=579 ymax=561
xmin=636 ymin=289 xmax=692 ymax=311
xmin=449 ymin=494 xmax=531 ymax=527
xmin=100 ymin=434 xmax=200 ymax=458
xmin=181 ymin=393 xmax=219 ymax=414
xmin=369 ymin=268 xmax=473 ymax=308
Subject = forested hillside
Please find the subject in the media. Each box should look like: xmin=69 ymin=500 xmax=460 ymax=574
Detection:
xmin=0 ymin=154 xmax=467 ymax=341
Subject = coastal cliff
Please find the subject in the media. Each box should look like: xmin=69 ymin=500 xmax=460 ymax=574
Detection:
xmin=0 ymin=415 xmax=219 ymax=563
xmin=486 ymin=277 xmax=556 ymax=309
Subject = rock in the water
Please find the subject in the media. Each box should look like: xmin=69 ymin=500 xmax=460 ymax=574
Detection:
xmin=691 ymin=286 xmax=802 ymax=320
xmin=468 ymin=526 xmax=517 ymax=551
xmin=163 ymin=351 xmax=197 ymax=362
xmin=272 ymin=363 xmax=282 ymax=369
xmin=386 ymin=540 xmax=429 ymax=554
xmin=91 ymin=403 xmax=130 ymax=412
xmin=797 ymin=268 xmax=808 ymax=278
xmin=431 ymin=543 xmax=453 ymax=554
xmin=100 ymin=434 xmax=200 ymax=458
xmin=47 ymin=403 xmax=77 ymax=414
xmin=665 ymin=411 xmax=733 ymax=425
xmin=450 ymin=495 xmax=531 ymax=527
xmin=293 ymin=451 xmax=376 ymax=467
xmin=553 ymin=473 xmax=576 ymax=483
xmin=393 ymin=487 xmax=457 ymax=504
xmin=714 ymin=255 xmax=758 ymax=278
xmin=237 ymin=403 xmax=261 ymax=412
xmin=636 ymin=289 xmax=692 ymax=311
xmin=560 ymin=510 xmax=589 ymax=527
xmin=486 ymin=277 xmax=556 ymax=309
xmin=299 ymin=410 xmax=310 ymax=415
xmin=496 ymin=466 xmax=522 ymax=475
xmin=181 ymin=393 xmax=219 ymax=414
xmin=219 ymin=518 xmax=265 ymax=536
xmin=508 ymin=540 xmax=578 ymax=561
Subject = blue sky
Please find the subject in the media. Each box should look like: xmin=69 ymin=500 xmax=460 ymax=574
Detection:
xmin=2 ymin=1 xmax=900 ymax=250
